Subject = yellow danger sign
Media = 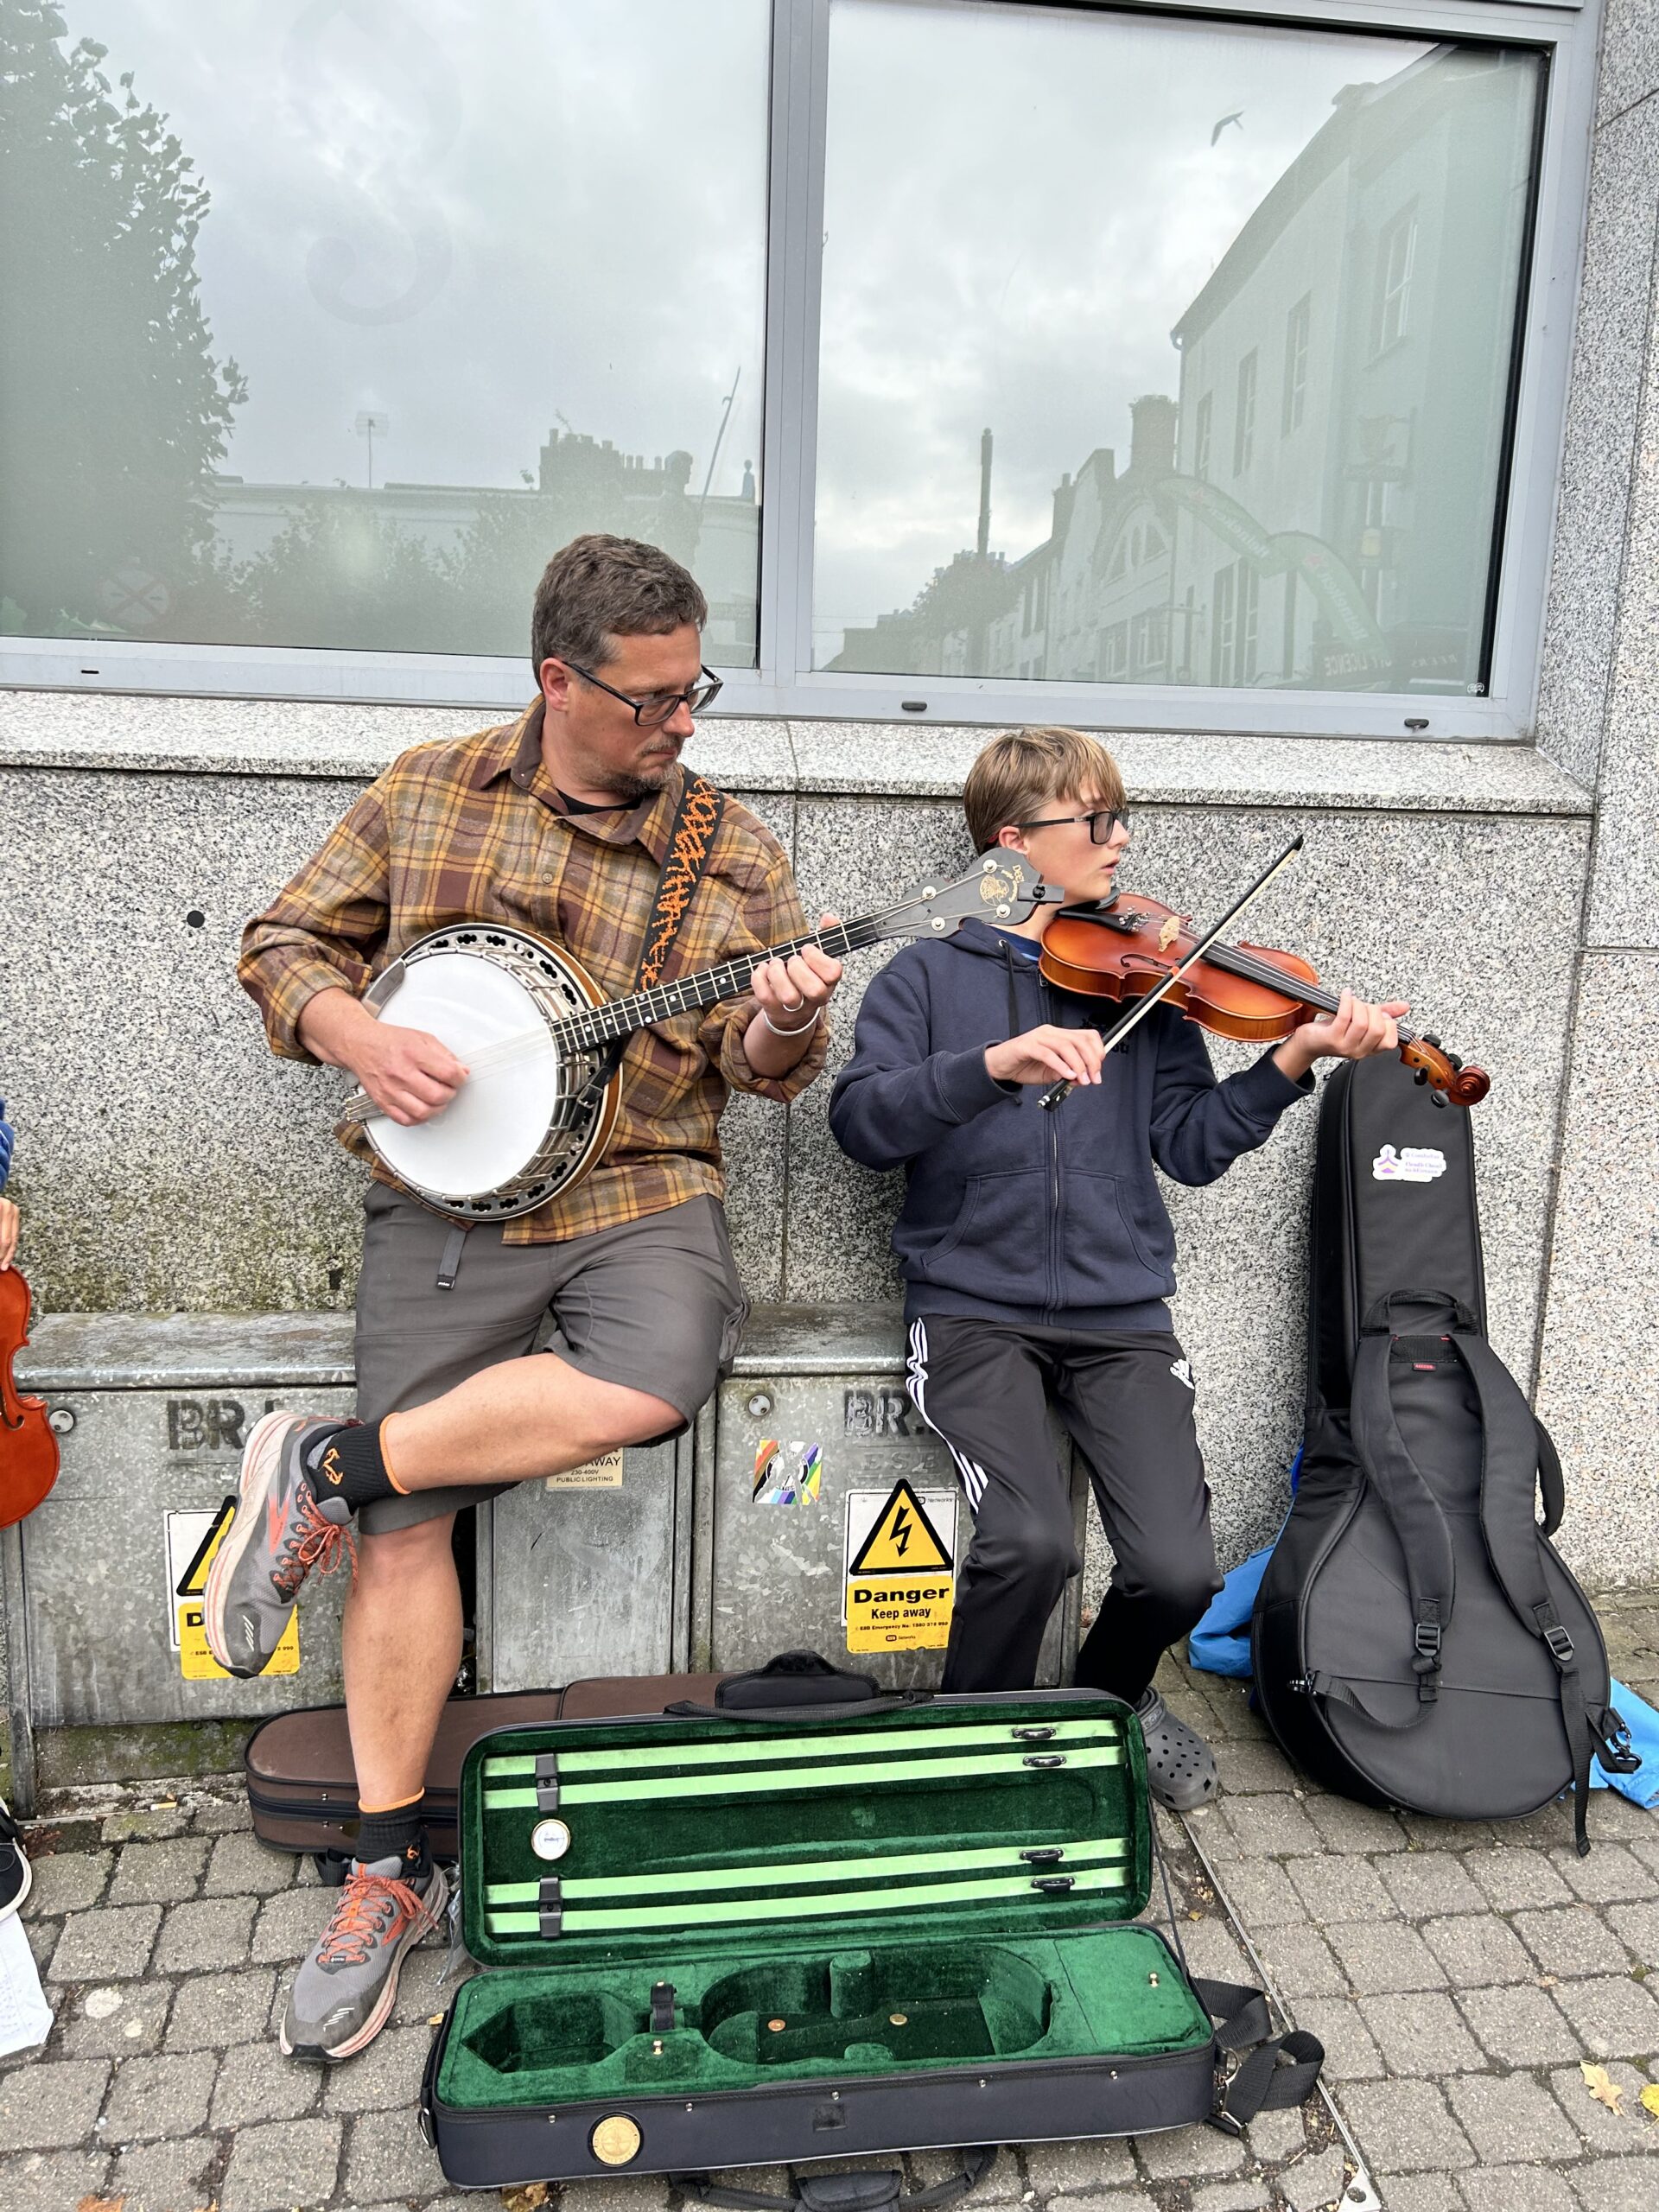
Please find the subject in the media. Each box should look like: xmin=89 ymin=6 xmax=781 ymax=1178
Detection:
xmin=848 ymin=1480 xmax=953 ymax=1575
xmin=167 ymin=1502 xmax=299 ymax=1681
xmin=843 ymin=1481 xmax=957 ymax=1651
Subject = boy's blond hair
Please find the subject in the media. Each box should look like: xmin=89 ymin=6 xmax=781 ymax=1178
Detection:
xmin=963 ymin=728 xmax=1128 ymax=854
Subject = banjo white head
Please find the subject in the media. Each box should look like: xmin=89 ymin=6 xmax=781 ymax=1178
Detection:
xmin=363 ymin=933 xmax=593 ymax=1211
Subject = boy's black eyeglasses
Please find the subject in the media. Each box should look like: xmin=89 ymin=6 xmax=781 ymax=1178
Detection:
xmin=1016 ymin=807 xmax=1131 ymax=843
xmin=563 ymin=660 xmax=723 ymax=727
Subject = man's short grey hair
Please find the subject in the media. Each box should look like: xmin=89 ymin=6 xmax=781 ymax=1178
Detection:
xmin=531 ymin=534 xmax=707 ymax=680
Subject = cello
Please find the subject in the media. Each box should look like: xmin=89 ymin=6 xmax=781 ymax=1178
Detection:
xmin=0 ymin=1267 xmax=60 ymax=1528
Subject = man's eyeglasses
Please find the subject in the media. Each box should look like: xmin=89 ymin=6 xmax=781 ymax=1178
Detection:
xmin=1015 ymin=807 xmax=1132 ymax=844
xmin=563 ymin=659 xmax=723 ymax=728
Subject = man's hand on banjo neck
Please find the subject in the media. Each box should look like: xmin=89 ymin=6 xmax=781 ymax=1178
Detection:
xmin=297 ymin=987 xmax=467 ymax=1128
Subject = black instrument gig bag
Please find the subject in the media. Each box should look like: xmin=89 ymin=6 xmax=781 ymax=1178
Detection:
xmin=1253 ymin=1054 xmax=1637 ymax=1851
xmin=421 ymin=1656 xmax=1320 ymax=2188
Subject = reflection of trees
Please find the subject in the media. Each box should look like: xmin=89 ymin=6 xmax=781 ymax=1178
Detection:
xmin=204 ymin=464 xmax=707 ymax=658
xmin=218 ymin=499 xmax=457 ymax=654
xmin=0 ymin=5 xmax=245 ymax=634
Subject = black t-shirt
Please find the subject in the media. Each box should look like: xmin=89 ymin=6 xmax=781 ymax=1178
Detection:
xmin=556 ymin=788 xmax=628 ymax=817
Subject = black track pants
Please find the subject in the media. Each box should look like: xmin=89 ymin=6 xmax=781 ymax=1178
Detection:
xmin=906 ymin=1314 xmax=1221 ymax=1703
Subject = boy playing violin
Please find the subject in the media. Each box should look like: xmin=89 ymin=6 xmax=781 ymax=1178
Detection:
xmin=829 ymin=728 xmax=1406 ymax=1806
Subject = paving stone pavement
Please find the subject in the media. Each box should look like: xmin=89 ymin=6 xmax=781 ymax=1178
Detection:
xmin=0 ymin=1593 xmax=1655 ymax=2211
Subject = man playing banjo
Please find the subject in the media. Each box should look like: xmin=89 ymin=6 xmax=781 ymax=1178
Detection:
xmin=219 ymin=534 xmax=842 ymax=2064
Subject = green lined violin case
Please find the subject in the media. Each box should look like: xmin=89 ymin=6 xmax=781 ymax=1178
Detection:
xmin=420 ymin=1659 xmax=1320 ymax=2188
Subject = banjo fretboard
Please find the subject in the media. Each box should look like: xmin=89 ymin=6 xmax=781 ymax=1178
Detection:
xmin=550 ymin=914 xmax=890 ymax=1053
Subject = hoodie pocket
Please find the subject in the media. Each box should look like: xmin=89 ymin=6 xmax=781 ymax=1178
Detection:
xmin=1062 ymin=1170 xmax=1174 ymax=1301
xmin=919 ymin=1168 xmax=1051 ymax=1296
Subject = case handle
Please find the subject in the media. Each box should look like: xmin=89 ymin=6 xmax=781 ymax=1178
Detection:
xmin=672 ymin=2145 xmax=997 ymax=2212
xmin=664 ymin=1649 xmax=933 ymax=1722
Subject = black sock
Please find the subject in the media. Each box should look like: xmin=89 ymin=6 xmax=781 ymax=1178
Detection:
xmin=355 ymin=1802 xmax=427 ymax=1874
xmin=303 ymin=1420 xmax=399 ymax=1513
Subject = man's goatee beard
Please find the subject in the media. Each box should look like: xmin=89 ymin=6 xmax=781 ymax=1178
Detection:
xmin=608 ymin=763 xmax=671 ymax=801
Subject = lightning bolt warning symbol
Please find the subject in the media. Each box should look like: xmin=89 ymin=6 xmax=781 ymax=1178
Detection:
xmin=849 ymin=1481 xmax=952 ymax=1576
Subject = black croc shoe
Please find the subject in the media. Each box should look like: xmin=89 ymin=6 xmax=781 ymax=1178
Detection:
xmin=1135 ymin=1688 xmax=1220 ymax=1811
xmin=0 ymin=1798 xmax=30 ymax=1920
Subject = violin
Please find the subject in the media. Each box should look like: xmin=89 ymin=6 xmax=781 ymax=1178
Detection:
xmin=1039 ymin=890 xmax=1490 ymax=1109
xmin=0 ymin=1266 xmax=60 ymax=1529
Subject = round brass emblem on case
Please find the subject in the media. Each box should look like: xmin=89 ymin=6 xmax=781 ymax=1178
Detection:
xmin=591 ymin=2114 xmax=642 ymax=2166
xmin=531 ymin=1818 xmax=572 ymax=1862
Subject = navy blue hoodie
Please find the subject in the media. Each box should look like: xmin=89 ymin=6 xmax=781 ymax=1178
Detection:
xmin=828 ymin=918 xmax=1312 ymax=1331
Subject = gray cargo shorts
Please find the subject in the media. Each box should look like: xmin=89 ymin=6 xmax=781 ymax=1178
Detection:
xmin=352 ymin=1186 xmax=750 ymax=1535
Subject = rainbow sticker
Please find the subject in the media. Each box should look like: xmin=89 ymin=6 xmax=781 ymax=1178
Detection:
xmin=753 ymin=1440 xmax=823 ymax=1505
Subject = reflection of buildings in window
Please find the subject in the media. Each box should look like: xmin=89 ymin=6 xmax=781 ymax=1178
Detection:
xmin=1374 ymin=206 xmax=1418 ymax=355
xmin=1233 ymin=352 xmax=1258 ymax=477
xmin=832 ymin=46 xmax=1534 ymax=695
xmin=1282 ymin=295 xmax=1311 ymax=435
xmin=203 ymin=429 xmax=762 ymax=659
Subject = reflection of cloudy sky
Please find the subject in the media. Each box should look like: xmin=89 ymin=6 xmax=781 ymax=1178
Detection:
xmin=814 ymin=0 xmax=1429 ymax=657
xmin=58 ymin=0 xmax=1428 ymax=661
xmin=61 ymin=0 xmax=770 ymax=494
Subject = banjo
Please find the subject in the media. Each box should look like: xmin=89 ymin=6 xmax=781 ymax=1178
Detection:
xmin=338 ymin=853 xmax=1059 ymax=1222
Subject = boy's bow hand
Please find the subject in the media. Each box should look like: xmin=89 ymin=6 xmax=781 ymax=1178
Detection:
xmin=1274 ymin=990 xmax=1409 ymax=1083
xmin=986 ymin=1024 xmax=1105 ymax=1089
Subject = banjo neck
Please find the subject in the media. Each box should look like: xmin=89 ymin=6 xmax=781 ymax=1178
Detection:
xmin=550 ymin=913 xmax=892 ymax=1054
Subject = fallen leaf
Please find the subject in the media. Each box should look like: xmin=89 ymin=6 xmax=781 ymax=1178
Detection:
xmin=500 ymin=2187 xmax=551 ymax=2211
xmin=76 ymin=2196 xmax=126 ymax=2212
xmin=1581 ymin=2062 xmax=1626 ymax=2116
xmin=1640 ymin=2084 xmax=1659 ymax=2120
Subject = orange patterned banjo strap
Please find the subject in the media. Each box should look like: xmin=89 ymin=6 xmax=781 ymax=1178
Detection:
xmin=634 ymin=772 xmax=726 ymax=990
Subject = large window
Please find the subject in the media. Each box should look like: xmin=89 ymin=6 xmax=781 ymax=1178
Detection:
xmin=0 ymin=3 xmax=1598 ymax=737
xmin=0 ymin=1 xmax=770 ymax=664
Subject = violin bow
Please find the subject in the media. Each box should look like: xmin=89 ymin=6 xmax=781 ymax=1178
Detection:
xmin=1039 ymin=834 xmax=1305 ymax=1110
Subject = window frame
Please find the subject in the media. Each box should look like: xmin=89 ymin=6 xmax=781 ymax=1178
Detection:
xmin=0 ymin=0 xmax=1602 ymax=743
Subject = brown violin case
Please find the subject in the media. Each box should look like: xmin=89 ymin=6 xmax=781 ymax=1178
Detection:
xmin=418 ymin=1656 xmax=1321 ymax=2189
xmin=243 ymin=1673 xmax=726 ymax=1874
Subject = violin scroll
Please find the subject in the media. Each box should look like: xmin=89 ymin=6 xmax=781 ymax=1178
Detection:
xmin=1399 ymin=1035 xmax=1491 ymax=1109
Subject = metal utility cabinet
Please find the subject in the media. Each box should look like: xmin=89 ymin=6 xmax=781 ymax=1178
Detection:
xmin=8 ymin=1303 xmax=1084 ymax=1808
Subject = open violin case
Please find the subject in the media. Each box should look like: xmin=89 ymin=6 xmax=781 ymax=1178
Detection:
xmin=421 ymin=1658 xmax=1321 ymax=2188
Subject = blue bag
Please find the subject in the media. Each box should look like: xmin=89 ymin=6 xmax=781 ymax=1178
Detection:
xmin=1588 ymin=1679 xmax=1659 ymax=1808
xmin=1188 ymin=1545 xmax=1272 ymax=1680
xmin=1188 ymin=1450 xmax=1299 ymax=1681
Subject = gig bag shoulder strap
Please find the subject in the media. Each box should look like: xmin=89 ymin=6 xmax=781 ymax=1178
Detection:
xmin=1452 ymin=1330 xmax=1635 ymax=1852
xmin=1344 ymin=1288 xmax=1468 ymax=1715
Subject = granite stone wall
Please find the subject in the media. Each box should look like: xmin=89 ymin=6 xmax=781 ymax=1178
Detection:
xmin=1533 ymin=2 xmax=1659 ymax=1590
xmin=1 ymin=695 xmax=1592 ymax=1592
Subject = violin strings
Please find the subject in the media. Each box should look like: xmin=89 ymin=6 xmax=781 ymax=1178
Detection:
xmin=1197 ymin=941 xmax=1420 ymax=1047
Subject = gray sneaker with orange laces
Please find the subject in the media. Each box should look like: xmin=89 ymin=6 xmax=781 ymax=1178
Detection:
xmin=282 ymin=1846 xmax=448 ymax=2062
xmin=202 ymin=1412 xmax=358 ymax=1678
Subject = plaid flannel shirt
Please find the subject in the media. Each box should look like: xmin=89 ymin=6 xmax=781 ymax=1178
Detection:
xmin=238 ymin=700 xmax=827 ymax=1243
